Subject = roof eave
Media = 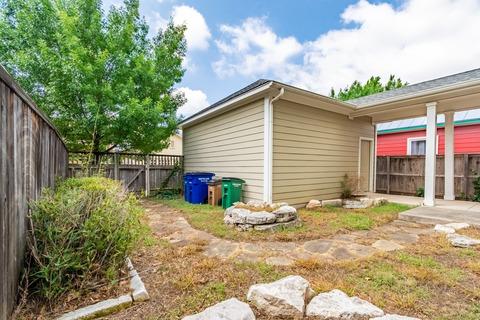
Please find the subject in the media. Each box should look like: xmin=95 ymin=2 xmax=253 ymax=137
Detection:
xmin=352 ymin=78 xmax=480 ymax=113
xmin=179 ymin=81 xmax=274 ymax=128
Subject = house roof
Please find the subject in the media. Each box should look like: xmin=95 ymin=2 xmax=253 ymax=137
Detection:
xmin=179 ymin=79 xmax=271 ymax=125
xmin=348 ymin=68 xmax=480 ymax=107
xmin=377 ymin=109 xmax=480 ymax=134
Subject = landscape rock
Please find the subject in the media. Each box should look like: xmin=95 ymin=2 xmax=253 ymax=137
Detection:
xmin=57 ymin=295 xmax=132 ymax=320
xmin=306 ymin=199 xmax=322 ymax=210
xmin=247 ymin=275 xmax=315 ymax=318
xmin=372 ymin=240 xmax=403 ymax=252
xmin=447 ymin=233 xmax=480 ymax=248
xmin=433 ymin=224 xmax=456 ymax=234
xmin=272 ymin=205 xmax=297 ymax=222
xmin=444 ymin=222 xmax=470 ymax=230
xmin=126 ymin=258 xmax=149 ymax=302
xmin=224 ymin=206 xmax=237 ymax=217
xmin=269 ymin=202 xmax=289 ymax=210
xmin=182 ymin=298 xmax=255 ymax=320
xmin=306 ymin=289 xmax=384 ymax=319
xmin=253 ymin=219 xmax=299 ymax=231
xmin=370 ymin=315 xmax=420 ymax=320
xmin=373 ymin=197 xmax=388 ymax=206
xmin=246 ymin=200 xmax=267 ymax=210
xmin=245 ymin=211 xmax=277 ymax=225
xmin=343 ymin=198 xmax=374 ymax=209
xmin=322 ymin=199 xmax=343 ymax=207
xmin=236 ymin=224 xmax=253 ymax=231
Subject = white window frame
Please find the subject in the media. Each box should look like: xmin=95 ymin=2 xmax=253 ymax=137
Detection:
xmin=406 ymin=136 xmax=438 ymax=155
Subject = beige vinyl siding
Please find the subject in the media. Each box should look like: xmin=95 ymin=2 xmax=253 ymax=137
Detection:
xmin=272 ymin=100 xmax=374 ymax=207
xmin=183 ymin=100 xmax=264 ymax=202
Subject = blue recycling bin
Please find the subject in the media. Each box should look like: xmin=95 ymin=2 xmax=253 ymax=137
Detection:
xmin=183 ymin=173 xmax=193 ymax=202
xmin=185 ymin=172 xmax=214 ymax=204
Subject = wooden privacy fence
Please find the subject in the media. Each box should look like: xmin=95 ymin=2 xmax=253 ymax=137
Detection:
xmin=0 ymin=66 xmax=68 ymax=319
xmin=68 ymin=151 xmax=183 ymax=194
xmin=376 ymin=154 xmax=480 ymax=198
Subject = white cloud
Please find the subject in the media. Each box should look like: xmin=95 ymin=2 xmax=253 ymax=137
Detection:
xmin=172 ymin=5 xmax=211 ymax=51
xmin=213 ymin=0 xmax=480 ymax=94
xmin=176 ymin=87 xmax=210 ymax=117
xmin=213 ymin=17 xmax=303 ymax=78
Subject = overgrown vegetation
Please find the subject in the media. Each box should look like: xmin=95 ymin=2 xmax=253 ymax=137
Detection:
xmin=26 ymin=177 xmax=144 ymax=301
xmin=156 ymin=198 xmax=411 ymax=241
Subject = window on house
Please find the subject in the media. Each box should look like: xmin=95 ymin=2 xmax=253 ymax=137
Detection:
xmin=409 ymin=139 xmax=426 ymax=155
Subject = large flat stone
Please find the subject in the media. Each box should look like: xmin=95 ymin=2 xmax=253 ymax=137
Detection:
xmin=322 ymin=199 xmax=343 ymax=207
xmin=303 ymin=240 xmax=333 ymax=254
xmin=306 ymin=289 xmax=384 ymax=319
xmin=57 ymin=294 xmax=132 ymax=320
xmin=253 ymin=219 xmax=300 ymax=231
xmin=372 ymin=240 xmax=404 ymax=252
xmin=182 ymin=298 xmax=255 ymax=320
xmin=447 ymin=233 xmax=480 ymax=248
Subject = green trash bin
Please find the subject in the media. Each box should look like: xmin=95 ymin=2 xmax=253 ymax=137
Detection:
xmin=222 ymin=177 xmax=246 ymax=208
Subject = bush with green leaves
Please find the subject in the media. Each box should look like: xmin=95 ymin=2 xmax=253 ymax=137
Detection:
xmin=472 ymin=175 xmax=480 ymax=202
xmin=27 ymin=177 xmax=144 ymax=301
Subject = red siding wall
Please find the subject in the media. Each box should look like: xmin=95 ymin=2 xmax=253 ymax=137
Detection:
xmin=377 ymin=124 xmax=480 ymax=156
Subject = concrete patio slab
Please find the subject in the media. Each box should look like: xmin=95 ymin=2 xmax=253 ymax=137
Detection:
xmin=399 ymin=206 xmax=480 ymax=227
xmin=367 ymin=192 xmax=480 ymax=227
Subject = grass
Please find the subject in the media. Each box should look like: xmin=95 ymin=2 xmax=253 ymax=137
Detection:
xmin=156 ymin=198 xmax=411 ymax=241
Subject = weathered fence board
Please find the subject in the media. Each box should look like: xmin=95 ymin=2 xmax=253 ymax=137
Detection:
xmin=68 ymin=152 xmax=183 ymax=193
xmin=0 ymin=66 xmax=68 ymax=319
xmin=376 ymin=154 xmax=480 ymax=198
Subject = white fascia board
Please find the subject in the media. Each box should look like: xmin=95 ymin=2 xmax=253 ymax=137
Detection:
xmin=179 ymin=82 xmax=273 ymax=128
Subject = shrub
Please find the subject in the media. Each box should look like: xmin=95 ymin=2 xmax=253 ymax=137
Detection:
xmin=415 ymin=187 xmax=424 ymax=197
xmin=26 ymin=176 xmax=144 ymax=301
xmin=472 ymin=175 xmax=480 ymax=202
xmin=340 ymin=174 xmax=353 ymax=199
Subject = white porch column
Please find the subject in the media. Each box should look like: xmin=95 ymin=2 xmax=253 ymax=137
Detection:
xmin=424 ymin=102 xmax=438 ymax=206
xmin=444 ymin=111 xmax=455 ymax=200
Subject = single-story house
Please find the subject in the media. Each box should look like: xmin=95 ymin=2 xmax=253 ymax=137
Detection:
xmin=179 ymin=68 xmax=480 ymax=207
xmin=377 ymin=110 xmax=480 ymax=156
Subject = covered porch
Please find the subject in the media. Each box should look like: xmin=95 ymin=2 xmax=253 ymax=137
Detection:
xmin=350 ymin=69 xmax=480 ymax=207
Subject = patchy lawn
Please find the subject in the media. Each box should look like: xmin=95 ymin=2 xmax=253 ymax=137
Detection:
xmin=156 ymin=198 xmax=411 ymax=241
xmin=106 ymin=225 xmax=480 ymax=320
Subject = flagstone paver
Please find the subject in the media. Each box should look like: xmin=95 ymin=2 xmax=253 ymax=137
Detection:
xmin=143 ymin=201 xmax=432 ymax=265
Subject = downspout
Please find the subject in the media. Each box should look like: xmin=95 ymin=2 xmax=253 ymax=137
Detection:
xmin=264 ymin=87 xmax=285 ymax=203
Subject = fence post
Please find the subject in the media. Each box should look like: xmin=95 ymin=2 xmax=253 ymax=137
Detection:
xmin=463 ymin=154 xmax=469 ymax=197
xmin=114 ymin=152 xmax=119 ymax=180
xmin=386 ymin=156 xmax=391 ymax=194
xmin=145 ymin=154 xmax=150 ymax=197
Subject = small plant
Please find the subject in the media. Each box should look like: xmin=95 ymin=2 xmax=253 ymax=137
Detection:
xmin=340 ymin=174 xmax=353 ymax=199
xmin=416 ymin=187 xmax=424 ymax=197
xmin=472 ymin=174 xmax=480 ymax=202
xmin=26 ymin=176 xmax=144 ymax=301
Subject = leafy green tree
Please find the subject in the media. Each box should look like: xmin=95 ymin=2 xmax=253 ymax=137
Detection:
xmin=0 ymin=0 xmax=186 ymax=153
xmin=330 ymin=75 xmax=407 ymax=101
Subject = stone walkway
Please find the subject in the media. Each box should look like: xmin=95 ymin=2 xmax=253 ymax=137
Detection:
xmin=144 ymin=201 xmax=433 ymax=266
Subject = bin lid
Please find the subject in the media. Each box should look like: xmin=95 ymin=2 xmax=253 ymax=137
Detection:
xmin=185 ymin=172 xmax=214 ymax=177
xmin=222 ymin=177 xmax=246 ymax=183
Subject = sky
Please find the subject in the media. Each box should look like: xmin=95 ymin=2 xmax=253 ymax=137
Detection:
xmin=103 ymin=0 xmax=480 ymax=118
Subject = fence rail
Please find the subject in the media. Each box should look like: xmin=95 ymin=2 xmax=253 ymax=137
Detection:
xmin=376 ymin=154 xmax=480 ymax=198
xmin=68 ymin=151 xmax=183 ymax=194
xmin=0 ymin=66 xmax=68 ymax=319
